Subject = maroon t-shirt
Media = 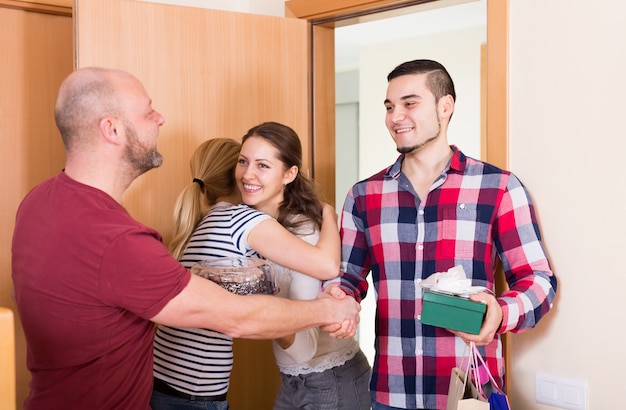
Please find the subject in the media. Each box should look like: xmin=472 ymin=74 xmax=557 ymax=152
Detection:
xmin=12 ymin=172 xmax=191 ymax=409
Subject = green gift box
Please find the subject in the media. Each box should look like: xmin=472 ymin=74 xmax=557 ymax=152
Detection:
xmin=421 ymin=290 xmax=486 ymax=334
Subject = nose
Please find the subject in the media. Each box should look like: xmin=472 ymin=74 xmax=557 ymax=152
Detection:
xmin=241 ymin=164 xmax=256 ymax=180
xmin=390 ymin=107 xmax=405 ymax=123
xmin=155 ymin=110 xmax=165 ymax=126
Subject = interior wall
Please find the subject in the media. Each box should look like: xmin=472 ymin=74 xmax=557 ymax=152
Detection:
xmin=335 ymin=70 xmax=360 ymax=211
xmin=508 ymin=0 xmax=625 ymax=408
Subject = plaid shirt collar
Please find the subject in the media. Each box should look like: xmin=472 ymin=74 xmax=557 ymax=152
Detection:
xmin=385 ymin=144 xmax=466 ymax=180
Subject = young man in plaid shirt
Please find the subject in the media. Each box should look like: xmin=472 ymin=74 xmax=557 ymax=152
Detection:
xmin=333 ymin=59 xmax=557 ymax=410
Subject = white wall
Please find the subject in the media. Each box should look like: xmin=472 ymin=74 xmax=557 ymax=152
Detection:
xmin=508 ymin=1 xmax=626 ymax=408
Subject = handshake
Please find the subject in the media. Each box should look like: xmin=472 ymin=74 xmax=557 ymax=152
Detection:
xmin=317 ymin=285 xmax=361 ymax=339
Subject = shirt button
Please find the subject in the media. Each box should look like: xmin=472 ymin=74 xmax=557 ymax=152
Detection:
xmin=459 ymin=203 xmax=466 ymax=209
xmin=418 ymin=209 xmax=424 ymax=215
xmin=417 ymin=245 xmax=424 ymax=250
xmin=417 ymin=349 xmax=423 ymax=356
xmin=417 ymin=314 xmax=421 ymax=320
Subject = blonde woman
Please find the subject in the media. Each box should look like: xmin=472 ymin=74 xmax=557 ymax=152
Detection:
xmin=151 ymin=138 xmax=342 ymax=410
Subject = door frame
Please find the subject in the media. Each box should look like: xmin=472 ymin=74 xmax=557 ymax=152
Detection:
xmin=286 ymin=0 xmax=511 ymax=379
xmin=286 ymin=0 xmax=508 ymax=204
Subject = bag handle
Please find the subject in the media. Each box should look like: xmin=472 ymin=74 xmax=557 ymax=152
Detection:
xmin=470 ymin=342 xmax=507 ymax=397
xmin=460 ymin=343 xmax=472 ymax=390
xmin=460 ymin=343 xmax=482 ymax=391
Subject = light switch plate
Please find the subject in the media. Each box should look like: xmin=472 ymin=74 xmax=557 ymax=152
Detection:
xmin=536 ymin=372 xmax=587 ymax=410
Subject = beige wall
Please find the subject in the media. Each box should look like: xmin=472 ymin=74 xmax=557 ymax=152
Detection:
xmin=508 ymin=0 xmax=624 ymax=408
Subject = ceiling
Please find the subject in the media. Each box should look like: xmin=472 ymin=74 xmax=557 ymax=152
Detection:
xmin=335 ymin=0 xmax=486 ymax=70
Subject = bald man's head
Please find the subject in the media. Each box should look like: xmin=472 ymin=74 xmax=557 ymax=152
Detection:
xmin=54 ymin=68 xmax=135 ymax=152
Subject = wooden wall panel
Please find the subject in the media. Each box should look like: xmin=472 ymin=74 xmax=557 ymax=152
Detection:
xmin=75 ymin=0 xmax=310 ymax=242
xmin=0 ymin=6 xmax=73 ymax=409
xmin=486 ymin=0 xmax=508 ymax=169
xmin=0 ymin=0 xmax=71 ymax=15
xmin=312 ymin=24 xmax=336 ymax=205
xmin=75 ymin=1 xmax=310 ymax=407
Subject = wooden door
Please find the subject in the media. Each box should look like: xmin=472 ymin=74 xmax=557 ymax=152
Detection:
xmin=1 ymin=4 xmax=74 ymax=408
xmin=75 ymin=1 xmax=310 ymax=407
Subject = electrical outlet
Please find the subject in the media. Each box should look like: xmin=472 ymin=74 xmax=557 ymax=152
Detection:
xmin=536 ymin=372 xmax=587 ymax=410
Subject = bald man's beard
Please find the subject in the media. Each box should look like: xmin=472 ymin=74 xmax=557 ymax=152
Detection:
xmin=123 ymin=122 xmax=163 ymax=176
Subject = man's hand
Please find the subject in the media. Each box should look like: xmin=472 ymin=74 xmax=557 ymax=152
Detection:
xmin=319 ymin=285 xmax=360 ymax=339
xmin=449 ymin=291 xmax=502 ymax=345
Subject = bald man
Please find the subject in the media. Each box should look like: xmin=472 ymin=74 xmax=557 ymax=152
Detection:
xmin=11 ymin=67 xmax=359 ymax=409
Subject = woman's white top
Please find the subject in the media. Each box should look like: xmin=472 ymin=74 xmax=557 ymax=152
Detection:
xmin=271 ymin=222 xmax=359 ymax=376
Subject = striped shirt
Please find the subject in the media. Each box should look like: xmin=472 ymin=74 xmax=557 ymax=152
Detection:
xmin=336 ymin=146 xmax=557 ymax=409
xmin=153 ymin=203 xmax=271 ymax=396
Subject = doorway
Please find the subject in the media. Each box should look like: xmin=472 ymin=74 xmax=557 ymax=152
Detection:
xmin=333 ymin=0 xmax=487 ymax=364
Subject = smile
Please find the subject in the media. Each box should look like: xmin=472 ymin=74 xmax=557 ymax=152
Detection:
xmin=395 ymin=127 xmax=414 ymax=134
xmin=242 ymin=183 xmax=261 ymax=192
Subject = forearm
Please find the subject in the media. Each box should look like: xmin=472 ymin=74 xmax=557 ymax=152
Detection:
xmin=495 ymin=176 xmax=557 ymax=332
xmin=315 ymin=208 xmax=341 ymax=278
xmin=498 ymin=269 xmax=557 ymax=333
xmin=275 ymin=328 xmax=318 ymax=363
xmin=275 ymin=334 xmax=296 ymax=349
xmin=226 ymin=295 xmax=332 ymax=339
xmin=153 ymin=275 xmax=349 ymax=339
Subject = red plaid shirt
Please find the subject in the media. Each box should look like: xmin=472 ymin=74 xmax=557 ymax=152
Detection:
xmin=335 ymin=146 xmax=557 ymax=409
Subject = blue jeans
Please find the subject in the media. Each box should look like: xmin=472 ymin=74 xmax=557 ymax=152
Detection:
xmin=273 ymin=349 xmax=371 ymax=410
xmin=150 ymin=390 xmax=229 ymax=410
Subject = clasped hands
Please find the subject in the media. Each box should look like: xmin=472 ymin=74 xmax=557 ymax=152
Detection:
xmin=317 ymin=285 xmax=360 ymax=339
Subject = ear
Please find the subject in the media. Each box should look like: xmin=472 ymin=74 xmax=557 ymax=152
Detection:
xmin=99 ymin=116 xmax=123 ymax=146
xmin=284 ymin=165 xmax=298 ymax=185
xmin=438 ymin=94 xmax=455 ymax=121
